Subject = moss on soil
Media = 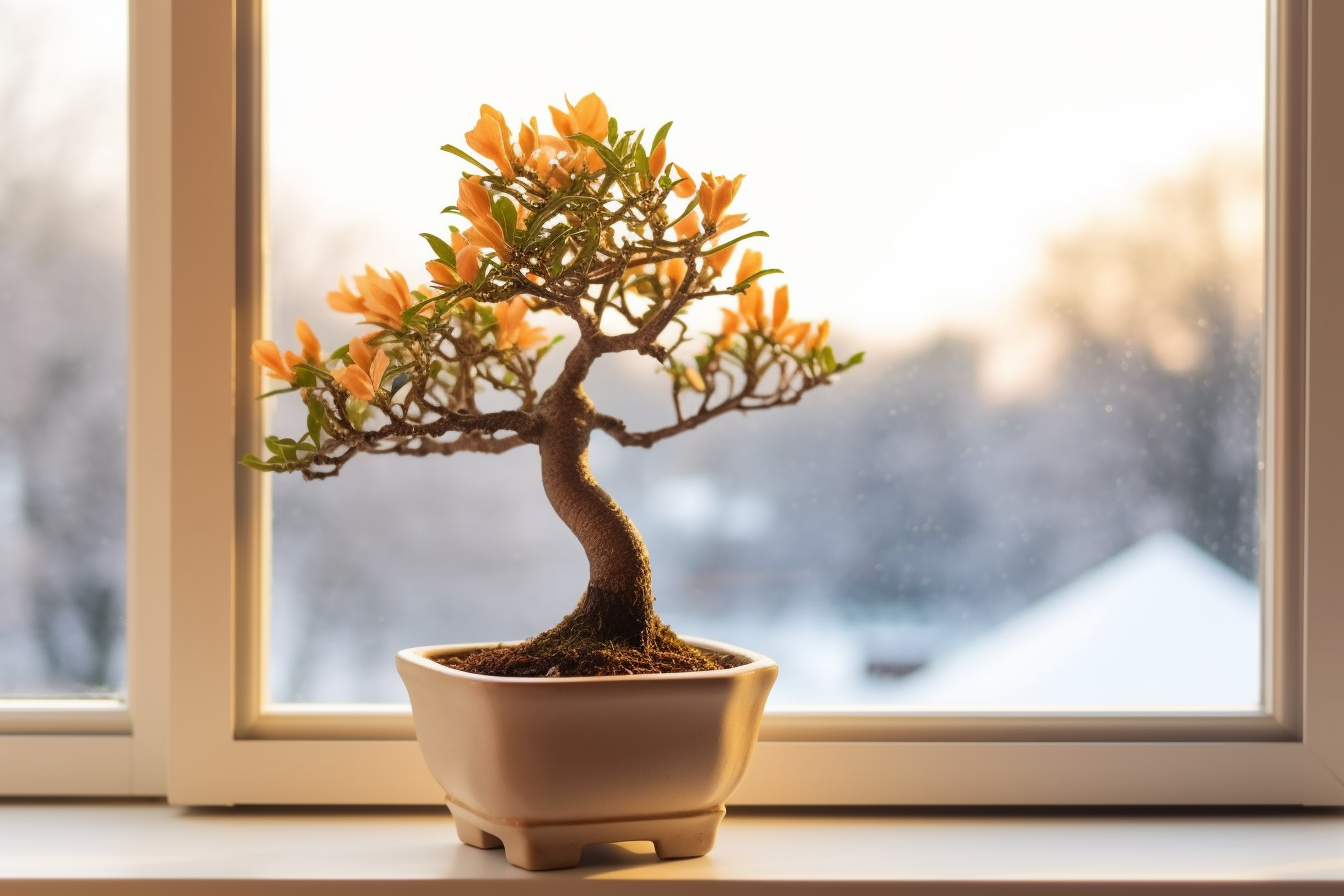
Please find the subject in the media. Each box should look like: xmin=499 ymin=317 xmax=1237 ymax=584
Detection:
xmin=436 ymin=618 xmax=741 ymax=678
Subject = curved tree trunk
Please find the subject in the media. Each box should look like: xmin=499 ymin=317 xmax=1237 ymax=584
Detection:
xmin=537 ymin=378 xmax=659 ymax=648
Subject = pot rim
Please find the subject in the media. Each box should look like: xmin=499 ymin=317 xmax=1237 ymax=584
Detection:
xmin=396 ymin=635 xmax=776 ymax=684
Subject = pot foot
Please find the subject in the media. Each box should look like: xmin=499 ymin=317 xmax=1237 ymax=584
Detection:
xmin=451 ymin=811 xmax=503 ymax=850
xmin=446 ymin=800 xmax=726 ymax=871
xmin=652 ymin=812 xmax=721 ymax=859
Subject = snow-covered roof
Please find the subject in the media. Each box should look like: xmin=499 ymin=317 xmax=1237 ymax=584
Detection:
xmin=891 ymin=530 xmax=1261 ymax=709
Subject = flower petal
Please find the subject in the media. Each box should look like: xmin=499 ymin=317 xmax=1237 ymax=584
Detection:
xmin=250 ymin=339 xmax=295 ymax=382
xmin=648 ymin=140 xmax=667 ymax=179
xmin=673 ymin=210 xmax=701 ymax=241
xmin=369 ymin=349 xmax=390 ymax=388
xmin=295 ymin=318 xmax=322 ymax=363
xmin=331 ymin=365 xmax=375 ymax=401
xmin=348 ymin=336 xmax=374 ymax=373
xmin=671 ymin=164 xmax=696 ymax=198
xmin=772 ymin=285 xmax=790 ymax=333
xmin=735 ymin=249 xmax=764 ymax=284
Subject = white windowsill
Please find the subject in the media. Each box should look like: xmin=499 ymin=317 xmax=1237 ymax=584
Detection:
xmin=3 ymin=800 xmax=1343 ymax=893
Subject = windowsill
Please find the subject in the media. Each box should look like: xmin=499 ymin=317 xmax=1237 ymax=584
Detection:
xmin=3 ymin=800 xmax=1343 ymax=893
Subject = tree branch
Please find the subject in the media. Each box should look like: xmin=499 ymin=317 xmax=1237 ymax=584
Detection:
xmin=593 ymin=380 xmax=815 ymax=449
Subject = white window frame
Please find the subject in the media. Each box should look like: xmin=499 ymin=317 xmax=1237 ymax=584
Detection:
xmin=6 ymin=0 xmax=1342 ymax=805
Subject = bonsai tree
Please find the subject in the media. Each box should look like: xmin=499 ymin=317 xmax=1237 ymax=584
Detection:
xmin=247 ymin=94 xmax=862 ymax=677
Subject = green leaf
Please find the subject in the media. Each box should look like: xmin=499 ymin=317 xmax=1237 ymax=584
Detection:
xmin=606 ymin=116 xmax=618 ymax=145
xmin=665 ymin=194 xmax=700 ymax=230
xmin=568 ymin=133 xmax=624 ymax=173
xmin=401 ymin=294 xmax=437 ymax=326
xmin=264 ymin=435 xmax=283 ymax=455
xmin=420 ymin=232 xmax=456 ymax=265
xmin=821 ymin=345 xmax=837 ymax=374
xmin=439 ymin=143 xmax=492 ymax=174
xmin=651 ymin=121 xmax=673 ymax=155
xmin=256 ymin=385 xmax=300 ymax=400
xmin=491 ymin=196 xmax=517 ymax=237
xmin=293 ymin=367 xmax=316 ymax=388
xmin=389 ymin=372 xmax=410 ymax=395
xmin=306 ymin=398 xmax=325 ymax=445
xmin=698 ymin=230 xmax=769 ymax=255
xmin=727 ymin=268 xmax=785 ymax=293
xmin=634 ymin=143 xmax=650 ymax=183
xmin=534 ymin=333 xmax=565 ymax=361
xmin=574 ymin=226 xmax=602 ymax=269
xmin=839 ymin=351 xmax=866 ymax=370
xmin=240 ymin=454 xmax=278 ymax=472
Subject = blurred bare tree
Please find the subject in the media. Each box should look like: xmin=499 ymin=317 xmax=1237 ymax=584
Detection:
xmin=0 ymin=0 xmax=128 ymax=694
xmin=628 ymin=151 xmax=1262 ymax=633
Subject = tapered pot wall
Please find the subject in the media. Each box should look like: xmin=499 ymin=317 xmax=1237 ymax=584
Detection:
xmin=396 ymin=638 xmax=777 ymax=870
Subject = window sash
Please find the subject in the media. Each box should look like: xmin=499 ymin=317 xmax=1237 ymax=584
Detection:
xmin=239 ymin=1 xmax=1295 ymax=743
xmin=128 ymin=0 xmax=1344 ymax=805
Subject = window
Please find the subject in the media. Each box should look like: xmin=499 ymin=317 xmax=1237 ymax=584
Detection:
xmin=7 ymin=0 xmax=1344 ymax=806
xmin=262 ymin=0 xmax=1267 ymax=713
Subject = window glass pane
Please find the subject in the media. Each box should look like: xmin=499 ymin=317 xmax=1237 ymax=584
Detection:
xmin=264 ymin=0 xmax=1264 ymax=708
xmin=0 ymin=0 xmax=128 ymax=697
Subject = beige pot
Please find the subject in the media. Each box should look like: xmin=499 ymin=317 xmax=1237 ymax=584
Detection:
xmin=395 ymin=637 xmax=777 ymax=871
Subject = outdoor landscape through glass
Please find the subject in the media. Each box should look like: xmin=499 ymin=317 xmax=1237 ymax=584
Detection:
xmin=263 ymin=0 xmax=1267 ymax=709
xmin=0 ymin=0 xmax=129 ymax=699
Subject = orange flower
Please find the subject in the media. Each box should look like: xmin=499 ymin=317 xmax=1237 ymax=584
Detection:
xmin=716 ymin=212 xmax=748 ymax=236
xmin=673 ymin=211 xmax=701 ymax=241
xmin=735 ymin=249 xmax=763 ymax=285
xmin=326 ymin=276 xmax=364 ymax=315
xmin=548 ymin=94 xmax=609 ymax=172
xmin=716 ymin=307 xmax=743 ymax=351
xmin=526 ymin=141 xmax=571 ymax=187
xmin=326 ymin=266 xmax=416 ymax=330
xmin=426 ymin=259 xmax=457 ymax=286
xmin=493 ymin=296 xmax=548 ymax=351
xmin=648 ymin=140 xmax=667 ymax=180
xmin=739 ymin=282 xmax=765 ymax=330
xmin=704 ymin=243 xmax=734 ymax=275
xmin=802 ymin=318 xmax=830 ymax=352
xmin=332 ymin=336 xmax=389 ymax=401
xmin=671 ymin=164 xmax=696 ymax=198
xmin=778 ymin=320 xmax=812 ymax=349
xmin=684 ymin=366 xmax=706 ymax=392
xmin=698 ymin=173 xmax=744 ymax=225
xmin=550 ymin=92 xmax=608 ymax=140
xmin=456 ymin=245 xmax=483 ymax=283
xmin=295 ymin=318 xmax=322 ymax=364
xmin=660 ymin=258 xmax=688 ymax=291
xmin=457 ymin=178 xmax=511 ymax=257
xmin=518 ymin=117 xmax=539 ymax=157
xmin=771 ymin=285 xmax=789 ymax=332
xmin=251 ymin=339 xmax=300 ymax=383
xmin=464 ymin=104 xmax=515 ymax=178
xmin=331 ymin=365 xmax=374 ymax=401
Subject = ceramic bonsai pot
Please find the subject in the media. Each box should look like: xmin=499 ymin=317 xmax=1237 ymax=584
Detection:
xmin=396 ymin=637 xmax=778 ymax=871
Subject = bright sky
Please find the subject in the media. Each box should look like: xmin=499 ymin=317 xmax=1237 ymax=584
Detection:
xmin=266 ymin=0 xmax=1265 ymax=345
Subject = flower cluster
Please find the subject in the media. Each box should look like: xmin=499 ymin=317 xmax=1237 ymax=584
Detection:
xmin=245 ymin=92 xmax=859 ymax=476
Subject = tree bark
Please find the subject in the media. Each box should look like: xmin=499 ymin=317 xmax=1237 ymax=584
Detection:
xmin=537 ymin=376 xmax=659 ymax=647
